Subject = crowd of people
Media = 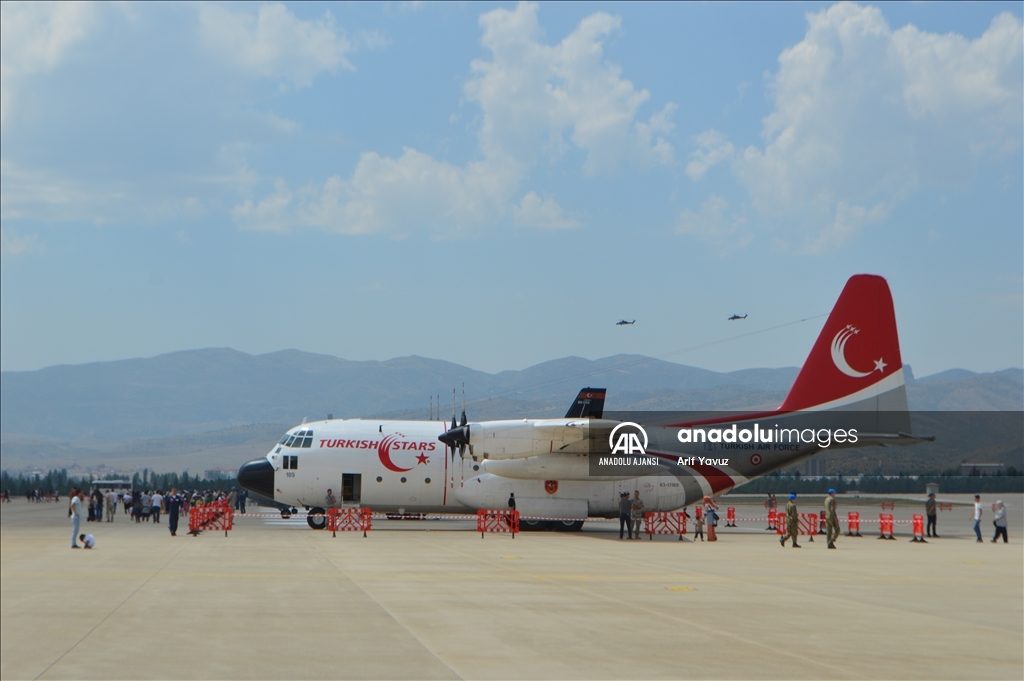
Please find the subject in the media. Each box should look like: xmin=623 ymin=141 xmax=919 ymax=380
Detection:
xmin=66 ymin=486 xmax=249 ymax=546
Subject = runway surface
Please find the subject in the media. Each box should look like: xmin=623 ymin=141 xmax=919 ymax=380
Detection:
xmin=2 ymin=496 xmax=1021 ymax=680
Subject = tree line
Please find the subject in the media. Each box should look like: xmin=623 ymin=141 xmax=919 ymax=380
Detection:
xmin=0 ymin=468 xmax=239 ymax=496
xmin=731 ymin=468 xmax=1023 ymax=495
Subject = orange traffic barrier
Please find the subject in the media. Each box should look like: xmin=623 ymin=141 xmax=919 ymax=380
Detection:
xmin=799 ymin=513 xmax=818 ymax=542
xmin=328 ymin=508 xmax=372 ymax=537
xmin=725 ymin=507 xmax=737 ymax=527
xmin=910 ymin=514 xmax=927 ymax=543
xmin=818 ymin=510 xmax=828 ymax=535
xmin=878 ymin=513 xmax=896 ymax=540
xmin=767 ymin=508 xmax=778 ymax=531
xmin=477 ymin=509 xmax=519 ymax=538
xmin=644 ymin=511 xmax=689 ymax=541
xmin=881 ymin=501 xmax=895 ymax=511
xmin=188 ymin=500 xmax=233 ymax=536
xmin=845 ymin=511 xmax=862 ymax=537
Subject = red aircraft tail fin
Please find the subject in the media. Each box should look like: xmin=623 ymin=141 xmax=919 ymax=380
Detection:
xmin=780 ymin=275 xmax=904 ymax=411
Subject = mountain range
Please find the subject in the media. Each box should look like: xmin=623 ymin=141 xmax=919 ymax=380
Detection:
xmin=1 ymin=348 xmax=1020 ymax=474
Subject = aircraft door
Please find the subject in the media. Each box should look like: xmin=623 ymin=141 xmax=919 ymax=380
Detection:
xmin=342 ymin=473 xmax=361 ymax=505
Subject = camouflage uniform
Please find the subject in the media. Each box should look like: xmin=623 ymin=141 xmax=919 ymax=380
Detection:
xmin=825 ymin=495 xmax=839 ymax=548
xmin=781 ymin=499 xmax=800 ymax=547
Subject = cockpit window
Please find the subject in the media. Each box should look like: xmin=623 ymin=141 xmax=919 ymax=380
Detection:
xmin=279 ymin=430 xmax=314 ymax=448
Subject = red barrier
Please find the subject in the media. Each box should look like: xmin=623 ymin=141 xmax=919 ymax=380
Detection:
xmin=776 ymin=513 xmax=788 ymax=536
xmin=845 ymin=511 xmax=862 ymax=537
xmin=910 ymin=514 xmax=927 ymax=543
xmin=938 ymin=502 xmax=953 ymax=512
xmin=327 ymin=508 xmax=372 ymax=537
xmin=644 ymin=512 xmax=689 ymax=540
xmin=799 ymin=513 xmax=818 ymax=542
xmin=477 ymin=510 xmax=519 ymax=538
xmin=188 ymin=501 xmax=233 ymax=536
xmin=881 ymin=501 xmax=895 ymax=511
xmin=767 ymin=508 xmax=778 ymax=531
xmin=818 ymin=510 xmax=828 ymax=535
xmin=878 ymin=513 xmax=895 ymax=540
xmin=725 ymin=507 xmax=737 ymax=527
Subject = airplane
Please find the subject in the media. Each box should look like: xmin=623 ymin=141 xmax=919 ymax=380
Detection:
xmin=728 ymin=314 xmax=747 ymax=320
xmin=616 ymin=319 xmax=635 ymax=326
xmin=237 ymin=274 xmax=931 ymax=531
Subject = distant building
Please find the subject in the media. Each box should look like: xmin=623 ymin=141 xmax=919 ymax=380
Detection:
xmin=204 ymin=468 xmax=238 ymax=481
xmin=803 ymin=458 xmax=825 ymax=479
xmin=960 ymin=463 xmax=1005 ymax=476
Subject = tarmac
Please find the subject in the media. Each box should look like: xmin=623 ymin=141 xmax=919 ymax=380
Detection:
xmin=1 ymin=494 xmax=1021 ymax=680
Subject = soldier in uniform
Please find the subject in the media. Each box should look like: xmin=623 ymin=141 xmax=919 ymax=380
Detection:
xmin=825 ymin=489 xmax=839 ymax=549
xmin=780 ymin=493 xmax=800 ymax=548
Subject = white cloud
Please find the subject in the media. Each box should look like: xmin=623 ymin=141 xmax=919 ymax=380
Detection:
xmin=235 ymin=1 xmax=674 ymax=236
xmin=0 ymin=1 xmax=95 ymax=125
xmin=0 ymin=227 xmax=41 ymax=256
xmin=675 ymin=195 xmax=750 ymax=253
xmin=198 ymin=3 xmax=354 ymax=87
xmin=685 ymin=129 xmax=735 ymax=180
xmin=234 ymin=150 xmax=524 ymax=237
xmin=739 ymin=4 xmax=1021 ymax=215
xmin=796 ymin=201 xmax=886 ymax=255
xmin=686 ymin=3 xmax=1022 ymax=253
xmin=466 ymin=2 xmax=675 ymax=175
xmin=513 ymin=192 xmax=580 ymax=229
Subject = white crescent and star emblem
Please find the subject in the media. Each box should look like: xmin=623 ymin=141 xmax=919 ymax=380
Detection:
xmin=831 ymin=325 xmax=886 ymax=378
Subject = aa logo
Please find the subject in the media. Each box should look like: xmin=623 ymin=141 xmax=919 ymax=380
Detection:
xmin=609 ymin=422 xmax=648 ymax=455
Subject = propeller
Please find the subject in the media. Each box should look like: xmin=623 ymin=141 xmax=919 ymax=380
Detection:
xmin=438 ymin=385 xmax=472 ymax=460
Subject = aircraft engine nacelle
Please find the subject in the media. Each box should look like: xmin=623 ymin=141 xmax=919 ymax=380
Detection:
xmin=468 ymin=419 xmax=592 ymax=461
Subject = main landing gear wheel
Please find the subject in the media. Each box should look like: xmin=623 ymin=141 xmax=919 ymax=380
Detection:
xmin=520 ymin=519 xmax=550 ymax=531
xmin=558 ymin=520 xmax=585 ymax=532
xmin=307 ymin=507 xmax=327 ymax=530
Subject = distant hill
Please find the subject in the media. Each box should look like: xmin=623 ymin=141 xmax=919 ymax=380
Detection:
xmin=1 ymin=349 xmax=1020 ymax=473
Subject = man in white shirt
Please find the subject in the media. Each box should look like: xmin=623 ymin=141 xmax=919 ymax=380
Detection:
xmin=105 ymin=490 xmax=117 ymax=522
xmin=151 ymin=491 xmax=164 ymax=524
xmin=70 ymin=490 xmax=84 ymax=548
xmin=971 ymin=494 xmax=983 ymax=543
xmin=78 ymin=534 xmax=95 ymax=549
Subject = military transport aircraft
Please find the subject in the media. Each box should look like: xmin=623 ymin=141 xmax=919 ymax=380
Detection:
xmin=238 ymin=275 xmax=930 ymax=530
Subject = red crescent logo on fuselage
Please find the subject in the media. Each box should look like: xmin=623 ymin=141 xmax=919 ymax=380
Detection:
xmin=378 ymin=435 xmax=414 ymax=472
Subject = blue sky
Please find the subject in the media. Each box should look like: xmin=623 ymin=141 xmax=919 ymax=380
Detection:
xmin=1 ymin=1 xmax=1021 ymax=378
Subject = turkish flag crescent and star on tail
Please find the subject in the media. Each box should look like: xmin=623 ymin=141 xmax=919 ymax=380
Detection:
xmin=781 ymin=274 xmax=903 ymax=411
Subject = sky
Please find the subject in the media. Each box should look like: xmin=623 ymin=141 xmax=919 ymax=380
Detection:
xmin=1 ymin=1 xmax=1021 ymax=378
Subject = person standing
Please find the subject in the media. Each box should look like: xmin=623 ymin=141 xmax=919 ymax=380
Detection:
xmin=991 ymin=500 xmax=1008 ymax=543
xmin=693 ymin=510 xmax=705 ymax=541
xmin=630 ymin=491 xmax=645 ymax=540
xmin=618 ymin=492 xmax=633 ymax=540
xmin=69 ymin=489 xmax=84 ymax=548
xmin=238 ymin=489 xmax=247 ymax=514
xmin=166 ymin=488 xmax=182 ymax=537
xmin=824 ymin=489 xmax=839 ymax=549
xmin=325 ymin=489 xmax=337 ymax=507
xmin=781 ymin=493 xmax=801 ymax=548
xmin=105 ymin=489 xmax=117 ymax=522
xmin=228 ymin=487 xmax=238 ymax=511
xmin=704 ymin=496 xmax=719 ymax=542
xmin=925 ymin=492 xmax=938 ymax=538
xmin=141 ymin=490 xmax=152 ymax=522
xmin=150 ymin=490 xmax=163 ymax=524
xmin=971 ymin=494 xmax=983 ymax=543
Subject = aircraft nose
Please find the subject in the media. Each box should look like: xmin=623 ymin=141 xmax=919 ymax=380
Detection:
xmin=237 ymin=458 xmax=275 ymax=499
